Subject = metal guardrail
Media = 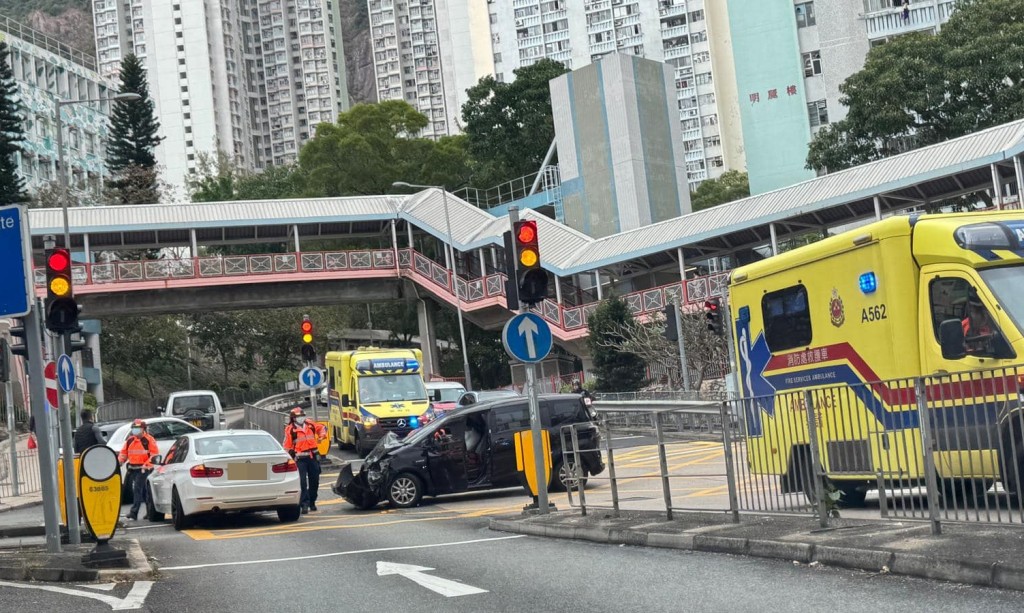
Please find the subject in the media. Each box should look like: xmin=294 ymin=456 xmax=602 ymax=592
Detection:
xmin=0 ymin=448 xmax=41 ymax=498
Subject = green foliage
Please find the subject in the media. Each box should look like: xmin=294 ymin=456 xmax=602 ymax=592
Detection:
xmin=690 ymin=171 xmax=749 ymax=211
xmin=586 ymin=297 xmax=646 ymax=393
xmin=807 ymin=0 xmax=1024 ymax=173
xmin=298 ymin=101 xmax=471 ymax=196
xmin=0 ymin=42 xmax=26 ymax=205
xmin=106 ymin=54 xmax=162 ymax=204
xmin=434 ymin=307 xmax=511 ymax=390
xmin=461 ymin=59 xmax=568 ymax=187
xmin=101 ymin=315 xmax=188 ymax=398
xmin=0 ymin=0 xmax=87 ymax=20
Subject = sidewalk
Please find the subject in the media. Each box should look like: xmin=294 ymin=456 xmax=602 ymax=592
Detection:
xmin=490 ymin=510 xmax=1024 ymax=592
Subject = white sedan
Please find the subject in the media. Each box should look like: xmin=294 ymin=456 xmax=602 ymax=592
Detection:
xmin=147 ymin=430 xmax=302 ymax=530
xmin=106 ymin=417 xmax=202 ymax=500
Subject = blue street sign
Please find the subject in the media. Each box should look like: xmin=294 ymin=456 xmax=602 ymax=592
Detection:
xmin=57 ymin=354 xmax=75 ymax=393
xmin=299 ymin=366 xmax=324 ymax=389
xmin=502 ymin=312 xmax=553 ymax=364
xmin=0 ymin=204 xmax=32 ymax=318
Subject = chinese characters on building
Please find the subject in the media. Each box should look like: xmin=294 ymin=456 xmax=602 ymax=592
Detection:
xmin=749 ymin=85 xmax=799 ymax=104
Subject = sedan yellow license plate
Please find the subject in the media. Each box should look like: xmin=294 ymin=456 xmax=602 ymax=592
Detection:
xmin=227 ymin=463 xmax=268 ymax=480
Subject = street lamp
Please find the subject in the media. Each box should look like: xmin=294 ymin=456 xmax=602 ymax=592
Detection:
xmin=55 ymin=92 xmax=141 ymax=249
xmin=392 ymin=181 xmax=473 ymax=391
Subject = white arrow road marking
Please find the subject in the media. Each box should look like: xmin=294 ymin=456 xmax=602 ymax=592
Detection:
xmin=517 ymin=316 xmax=538 ymax=359
xmin=0 ymin=580 xmax=153 ymax=610
xmin=376 ymin=561 xmax=487 ymax=597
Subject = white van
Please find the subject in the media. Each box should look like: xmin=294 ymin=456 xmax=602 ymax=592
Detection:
xmin=160 ymin=390 xmax=226 ymax=431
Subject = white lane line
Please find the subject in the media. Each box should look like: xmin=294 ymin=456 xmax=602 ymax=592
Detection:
xmin=0 ymin=580 xmax=153 ymax=611
xmin=160 ymin=534 xmax=527 ymax=571
xmin=126 ymin=524 xmax=171 ymax=531
xmin=611 ymin=436 xmax=644 ymax=441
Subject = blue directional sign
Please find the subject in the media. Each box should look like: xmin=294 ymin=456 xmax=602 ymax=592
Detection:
xmin=502 ymin=312 xmax=553 ymax=364
xmin=57 ymin=354 xmax=76 ymax=393
xmin=299 ymin=366 xmax=324 ymax=389
xmin=0 ymin=204 xmax=32 ymax=318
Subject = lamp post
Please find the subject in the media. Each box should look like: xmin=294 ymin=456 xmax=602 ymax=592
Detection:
xmin=54 ymin=92 xmax=141 ymax=249
xmin=392 ymin=181 xmax=473 ymax=391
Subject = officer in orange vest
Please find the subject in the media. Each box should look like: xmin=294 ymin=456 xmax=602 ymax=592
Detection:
xmin=118 ymin=419 xmax=158 ymax=520
xmin=284 ymin=407 xmax=327 ymax=514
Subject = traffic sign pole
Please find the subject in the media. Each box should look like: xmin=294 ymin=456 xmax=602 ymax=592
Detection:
xmin=24 ymin=306 xmax=63 ymax=553
xmin=524 ymin=364 xmax=549 ymax=514
xmin=308 ymin=361 xmax=319 ymax=424
xmin=56 ymin=335 xmax=81 ymax=544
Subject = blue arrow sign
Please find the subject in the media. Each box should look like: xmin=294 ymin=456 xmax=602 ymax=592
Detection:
xmin=299 ymin=366 xmax=324 ymax=389
xmin=57 ymin=354 xmax=76 ymax=393
xmin=502 ymin=312 xmax=553 ymax=364
xmin=0 ymin=204 xmax=32 ymax=318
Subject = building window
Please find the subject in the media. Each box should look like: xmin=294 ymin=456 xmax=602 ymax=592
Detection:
xmin=795 ymin=2 xmax=816 ymax=28
xmin=695 ymin=72 xmax=713 ymax=85
xmin=807 ymin=99 xmax=829 ymax=127
xmin=803 ymin=50 xmax=822 ymax=77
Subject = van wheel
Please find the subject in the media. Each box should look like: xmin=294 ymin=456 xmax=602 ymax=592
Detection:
xmin=387 ymin=473 xmax=423 ymax=508
xmin=551 ymin=460 xmax=588 ymax=492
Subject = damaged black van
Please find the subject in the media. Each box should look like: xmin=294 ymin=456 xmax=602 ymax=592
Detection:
xmin=333 ymin=394 xmax=604 ymax=509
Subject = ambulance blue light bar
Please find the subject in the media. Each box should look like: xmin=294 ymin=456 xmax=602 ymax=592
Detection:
xmin=859 ymin=272 xmax=877 ymax=294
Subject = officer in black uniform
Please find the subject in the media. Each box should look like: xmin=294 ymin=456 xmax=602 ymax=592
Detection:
xmin=73 ymin=409 xmax=106 ymax=453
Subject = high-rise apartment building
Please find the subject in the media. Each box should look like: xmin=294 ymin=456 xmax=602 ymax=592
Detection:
xmin=369 ymin=0 xmax=743 ymax=190
xmin=728 ymin=0 xmax=958 ymax=194
xmin=91 ymin=0 xmax=349 ymax=193
xmin=3 ymin=17 xmax=115 ymax=199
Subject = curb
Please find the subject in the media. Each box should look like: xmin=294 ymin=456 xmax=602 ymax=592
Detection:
xmin=489 ymin=518 xmax=1024 ymax=592
xmin=0 ymin=499 xmax=43 ymax=514
xmin=98 ymin=539 xmax=155 ymax=581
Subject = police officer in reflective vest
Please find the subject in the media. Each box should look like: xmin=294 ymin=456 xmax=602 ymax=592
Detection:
xmin=284 ymin=407 xmax=327 ymax=514
xmin=118 ymin=419 xmax=158 ymax=521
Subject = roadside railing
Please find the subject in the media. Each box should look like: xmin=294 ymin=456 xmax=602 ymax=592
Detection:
xmin=243 ymin=404 xmax=290 ymax=446
xmin=0 ymin=448 xmax=41 ymax=498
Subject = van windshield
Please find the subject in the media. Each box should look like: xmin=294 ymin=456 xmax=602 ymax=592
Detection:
xmin=432 ymin=388 xmax=464 ymax=403
xmin=980 ymin=266 xmax=1024 ymax=337
xmin=358 ymin=374 xmax=427 ymax=404
xmin=170 ymin=395 xmax=217 ymax=415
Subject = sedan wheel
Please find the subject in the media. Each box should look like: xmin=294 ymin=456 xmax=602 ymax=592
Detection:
xmin=171 ymin=489 xmax=193 ymax=531
xmin=277 ymin=505 xmax=301 ymax=523
xmin=387 ymin=473 xmax=423 ymax=508
xmin=147 ymin=485 xmax=165 ymax=522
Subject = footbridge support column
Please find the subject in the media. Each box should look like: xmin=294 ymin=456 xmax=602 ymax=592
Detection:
xmin=417 ymin=300 xmax=441 ymax=380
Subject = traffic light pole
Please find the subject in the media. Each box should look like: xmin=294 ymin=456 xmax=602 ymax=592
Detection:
xmin=24 ymin=306 xmax=63 ymax=553
xmin=307 ymin=360 xmax=320 ymax=424
xmin=57 ymin=333 xmax=81 ymax=544
xmin=673 ymin=305 xmax=691 ymax=391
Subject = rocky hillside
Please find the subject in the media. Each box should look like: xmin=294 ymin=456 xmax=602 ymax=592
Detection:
xmin=338 ymin=0 xmax=375 ymax=104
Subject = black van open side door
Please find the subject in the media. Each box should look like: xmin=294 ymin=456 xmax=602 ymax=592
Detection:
xmin=426 ymin=416 xmax=469 ymax=494
xmin=489 ymin=402 xmax=532 ymax=488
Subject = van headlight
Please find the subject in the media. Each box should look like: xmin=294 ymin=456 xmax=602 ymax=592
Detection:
xmin=363 ymin=415 xmax=377 ymax=427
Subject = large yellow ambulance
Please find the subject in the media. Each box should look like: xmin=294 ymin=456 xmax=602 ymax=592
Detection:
xmin=729 ymin=211 xmax=1024 ymax=504
xmin=325 ymin=348 xmax=431 ymax=457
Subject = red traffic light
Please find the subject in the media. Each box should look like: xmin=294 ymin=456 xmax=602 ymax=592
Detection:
xmin=516 ymin=221 xmax=537 ymax=245
xmin=704 ymin=300 xmax=719 ymax=311
xmin=47 ymin=249 xmax=70 ymax=272
xmin=301 ymin=320 xmax=313 ymax=334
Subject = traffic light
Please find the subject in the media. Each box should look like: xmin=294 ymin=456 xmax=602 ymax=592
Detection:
xmin=0 ymin=339 xmax=9 ymax=383
xmin=502 ymin=230 xmax=520 ymax=311
xmin=9 ymin=318 xmax=28 ymax=359
xmin=662 ymin=304 xmax=678 ymax=341
xmin=300 ymin=315 xmax=316 ymax=362
xmin=705 ymin=298 xmax=723 ymax=336
xmin=44 ymin=247 xmax=80 ymax=333
xmin=512 ymin=220 xmax=549 ymax=306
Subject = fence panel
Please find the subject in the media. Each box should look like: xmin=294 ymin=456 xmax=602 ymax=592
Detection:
xmin=244 ymin=404 xmax=290 ymax=445
xmin=0 ymin=449 xmax=41 ymax=498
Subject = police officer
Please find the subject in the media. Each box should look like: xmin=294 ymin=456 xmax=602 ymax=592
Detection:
xmin=73 ymin=409 xmax=106 ymax=454
xmin=118 ymin=419 xmax=158 ymax=521
xmin=284 ymin=407 xmax=327 ymax=514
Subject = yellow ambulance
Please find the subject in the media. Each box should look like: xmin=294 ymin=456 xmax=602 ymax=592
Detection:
xmin=729 ymin=211 xmax=1024 ymax=505
xmin=325 ymin=348 xmax=431 ymax=457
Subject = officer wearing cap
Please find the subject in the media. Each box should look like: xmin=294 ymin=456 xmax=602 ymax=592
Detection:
xmin=284 ymin=407 xmax=327 ymax=513
xmin=118 ymin=419 xmax=158 ymax=520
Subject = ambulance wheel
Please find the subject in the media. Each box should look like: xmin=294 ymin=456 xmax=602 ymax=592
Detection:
xmin=938 ymin=478 xmax=992 ymax=507
xmin=387 ymin=473 xmax=423 ymax=508
xmin=835 ymin=484 xmax=868 ymax=508
xmin=335 ymin=427 xmax=351 ymax=451
xmin=355 ymin=434 xmax=369 ymax=458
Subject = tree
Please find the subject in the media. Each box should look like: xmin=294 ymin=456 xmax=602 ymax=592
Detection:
xmin=807 ymin=0 xmax=1024 ymax=174
xmin=690 ymin=171 xmax=749 ymax=211
xmin=187 ymin=151 xmax=307 ymax=203
xmin=0 ymin=41 xmax=26 ymax=205
xmin=462 ymin=59 xmax=568 ymax=188
xmin=298 ymin=101 xmax=471 ymax=196
xmin=106 ymin=53 xmax=162 ymax=204
xmin=101 ymin=315 xmax=188 ymax=398
xmin=586 ymin=297 xmax=647 ymax=393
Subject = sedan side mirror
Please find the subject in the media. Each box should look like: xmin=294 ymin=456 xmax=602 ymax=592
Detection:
xmin=939 ymin=319 xmax=967 ymax=360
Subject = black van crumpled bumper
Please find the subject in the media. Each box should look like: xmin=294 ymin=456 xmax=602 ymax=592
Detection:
xmin=332 ymin=462 xmax=382 ymax=510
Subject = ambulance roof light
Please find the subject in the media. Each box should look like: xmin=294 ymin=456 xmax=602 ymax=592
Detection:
xmin=859 ymin=272 xmax=877 ymax=294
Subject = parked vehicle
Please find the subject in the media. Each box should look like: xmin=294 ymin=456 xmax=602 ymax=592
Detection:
xmin=334 ymin=394 xmax=603 ymax=509
xmin=325 ymin=348 xmax=430 ymax=457
xmin=456 ymin=389 xmax=520 ymax=407
xmin=159 ymin=391 xmax=226 ymax=431
xmin=148 ymin=430 xmax=302 ymax=529
xmin=425 ymin=381 xmax=466 ymax=417
xmin=106 ymin=417 xmax=202 ymax=502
